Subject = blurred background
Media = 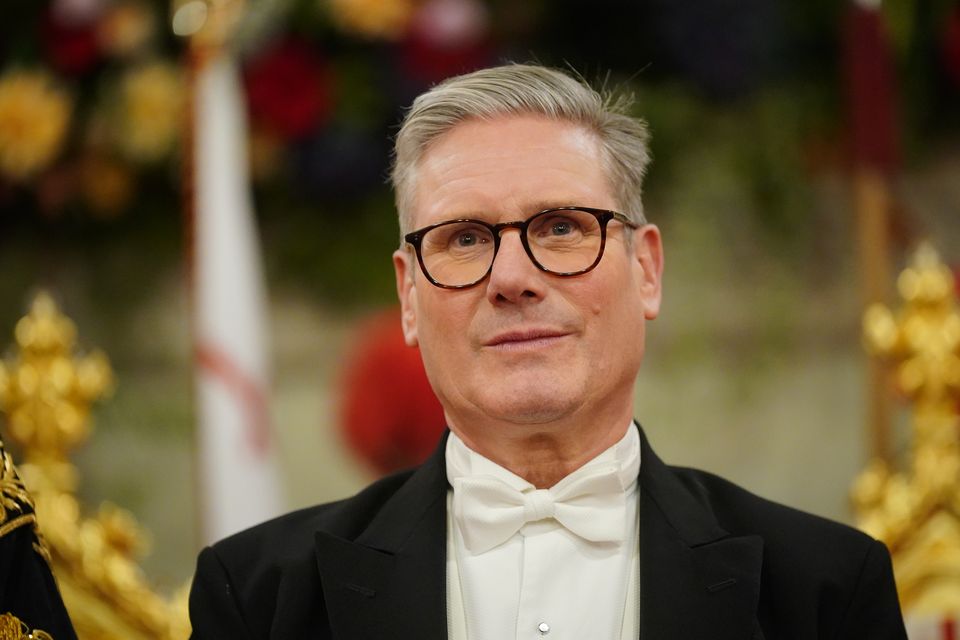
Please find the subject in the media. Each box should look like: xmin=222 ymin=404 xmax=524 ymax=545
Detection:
xmin=0 ymin=0 xmax=958 ymax=593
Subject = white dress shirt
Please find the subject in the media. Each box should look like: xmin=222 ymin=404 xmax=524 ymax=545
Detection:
xmin=445 ymin=425 xmax=641 ymax=640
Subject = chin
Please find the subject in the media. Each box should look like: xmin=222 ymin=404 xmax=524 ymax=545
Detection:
xmin=474 ymin=381 xmax=582 ymax=426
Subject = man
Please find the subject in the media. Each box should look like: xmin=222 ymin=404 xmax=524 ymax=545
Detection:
xmin=189 ymin=64 xmax=907 ymax=639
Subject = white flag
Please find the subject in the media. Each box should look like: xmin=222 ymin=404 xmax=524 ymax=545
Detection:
xmin=193 ymin=53 xmax=284 ymax=544
xmin=904 ymin=616 xmax=957 ymax=640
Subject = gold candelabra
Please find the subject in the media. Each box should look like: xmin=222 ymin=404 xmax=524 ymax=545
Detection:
xmin=854 ymin=243 xmax=960 ymax=614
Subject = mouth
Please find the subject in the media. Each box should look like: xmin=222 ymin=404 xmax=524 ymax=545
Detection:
xmin=483 ymin=328 xmax=572 ymax=351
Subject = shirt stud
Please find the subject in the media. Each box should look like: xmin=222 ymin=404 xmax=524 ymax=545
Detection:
xmin=538 ymin=622 xmax=551 ymax=635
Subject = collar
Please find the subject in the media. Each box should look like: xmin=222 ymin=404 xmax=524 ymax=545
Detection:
xmin=445 ymin=421 xmax=640 ymax=493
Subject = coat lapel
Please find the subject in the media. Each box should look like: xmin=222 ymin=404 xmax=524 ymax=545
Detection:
xmin=314 ymin=435 xmax=449 ymax=640
xmin=638 ymin=429 xmax=764 ymax=640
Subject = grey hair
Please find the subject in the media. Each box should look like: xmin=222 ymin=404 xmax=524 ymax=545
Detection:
xmin=390 ymin=63 xmax=651 ymax=238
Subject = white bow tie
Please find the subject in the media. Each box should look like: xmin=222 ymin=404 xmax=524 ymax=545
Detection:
xmin=452 ymin=462 xmax=628 ymax=554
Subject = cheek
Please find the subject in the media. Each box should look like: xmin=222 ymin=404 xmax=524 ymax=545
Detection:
xmin=574 ymin=278 xmax=619 ymax=320
xmin=580 ymin=278 xmax=646 ymax=357
xmin=416 ymin=291 xmax=474 ymax=355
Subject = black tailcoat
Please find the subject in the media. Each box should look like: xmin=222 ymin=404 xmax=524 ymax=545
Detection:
xmin=189 ymin=428 xmax=907 ymax=639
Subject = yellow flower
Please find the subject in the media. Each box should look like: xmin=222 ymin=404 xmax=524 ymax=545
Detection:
xmin=119 ymin=62 xmax=184 ymax=163
xmin=81 ymin=154 xmax=135 ymax=217
xmin=327 ymin=0 xmax=416 ymax=40
xmin=0 ymin=70 xmax=72 ymax=180
xmin=98 ymin=2 xmax=157 ymax=58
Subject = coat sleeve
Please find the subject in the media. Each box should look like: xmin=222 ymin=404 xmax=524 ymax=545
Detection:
xmin=835 ymin=539 xmax=907 ymax=639
xmin=0 ymin=525 xmax=78 ymax=640
xmin=189 ymin=546 xmax=255 ymax=640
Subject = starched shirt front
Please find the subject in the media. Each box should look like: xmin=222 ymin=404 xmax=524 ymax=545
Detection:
xmin=445 ymin=424 xmax=641 ymax=640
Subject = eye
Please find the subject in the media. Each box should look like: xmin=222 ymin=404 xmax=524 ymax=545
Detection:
xmin=532 ymin=214 xmax=584 ymax=239
xmin=550 ymin=220 xmax=575 ymax=236
xmin=455 ymin=230 xmax=483 ymax=247
xmin=431 ymin=222 xmax=492 ymax=253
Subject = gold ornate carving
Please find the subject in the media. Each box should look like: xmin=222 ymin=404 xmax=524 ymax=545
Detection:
xmin=854 ymin=243 xmax=960 ymax=614
xmin=0 ymin=293 xmax=189 ymax=639
xmin=1 ymin=440 xmax=37 ymax=534
xmin=0 ymin=437 xmax=48 ymax=566
xmin=0 ymin=613 xmax=54 ymax=640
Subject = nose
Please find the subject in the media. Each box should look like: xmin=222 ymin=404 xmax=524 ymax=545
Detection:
xmin=485 ymin=229 xmax=547 ymax=304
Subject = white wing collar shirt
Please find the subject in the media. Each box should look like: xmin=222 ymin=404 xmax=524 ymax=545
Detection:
xmin=445 ymin=424 xmax=641 ymax=640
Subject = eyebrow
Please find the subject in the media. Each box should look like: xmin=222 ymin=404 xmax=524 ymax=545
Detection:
xmin=444 ymin=200 xmax=587 ymax=221
xmin=527 ymin=199 xmax=585 ymax=213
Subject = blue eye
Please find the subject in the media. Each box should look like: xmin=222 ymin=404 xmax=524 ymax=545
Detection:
xmin=551 ymin=221 xmax=573 ymax=235
xmin=457 ymin=232 xmax=479 ymax=246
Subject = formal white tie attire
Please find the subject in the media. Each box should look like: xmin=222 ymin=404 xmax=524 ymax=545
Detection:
xmin=445 ymin=425 xmax=641 ymax=640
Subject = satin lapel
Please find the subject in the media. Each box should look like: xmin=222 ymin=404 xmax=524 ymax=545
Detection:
xmin=315 ymin=435 xmax=449 ymax=640
xmin=638 ymin=428 xmax=764 ymax=640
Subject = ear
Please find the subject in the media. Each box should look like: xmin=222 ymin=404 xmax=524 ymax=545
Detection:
xmin=393 ymin=248 xmax=419 ymax=346
xmin=632 ymin=224 xmax=664 ymax=320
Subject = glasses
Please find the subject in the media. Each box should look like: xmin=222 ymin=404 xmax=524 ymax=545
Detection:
xmin=404 ymin=206 xmax=639 ymax=289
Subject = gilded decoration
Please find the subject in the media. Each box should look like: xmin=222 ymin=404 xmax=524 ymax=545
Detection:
xmin=0 ymin=437 xmax=48 ymax=563
xmin=0 ymin=613 xmax=54 ymax=640
xmin=854 ymin=243 xmax=960 ymax=614
xmin=0 ymin=293 xmax=190 ymax=640
xmin=1 ymin=438 xmax=37 ymax=537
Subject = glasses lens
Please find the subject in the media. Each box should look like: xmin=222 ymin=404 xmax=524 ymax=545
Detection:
xmin=527 ymin=209 xmax=603 ymax=274
xmin=420 ymin=221 xmax=496 ymax=286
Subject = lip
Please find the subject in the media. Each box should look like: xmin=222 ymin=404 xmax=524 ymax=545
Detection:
xmin=483 ymin=328 xmax=572 ymax=350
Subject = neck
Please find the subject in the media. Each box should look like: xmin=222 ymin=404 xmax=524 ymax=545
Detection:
xmin=448 ymin=406 xmax=633 ymax=489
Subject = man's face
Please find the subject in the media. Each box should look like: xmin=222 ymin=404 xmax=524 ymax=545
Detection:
xmin=393 ymin=115 xmax=663 ymax=432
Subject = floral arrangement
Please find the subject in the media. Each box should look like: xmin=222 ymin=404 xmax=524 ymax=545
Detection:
xmin=0 ymin=0 xmax=497 ymax=221
xmin=0 ymin=0 xmax=183 ymax=217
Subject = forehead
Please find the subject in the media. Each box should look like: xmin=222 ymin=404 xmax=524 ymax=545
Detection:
xmin=411 ymin=115 xmax=615 ymax=226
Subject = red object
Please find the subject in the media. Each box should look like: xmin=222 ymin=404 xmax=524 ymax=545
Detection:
xmin=943 ymin=7 xmax=960 ymax=89
xmin=244 ymin=38 xmax=333 ymax=140
xmin=841 ymin=3 xmax=901 ymax=176
xmin=400 ymin=35 xmax=494 ymax=86
xmin=40 ymin=8 xmax=101 ymax=75
xmin=340 ymin=307 xmax=446 ymax=475
xmin=399 ymin=2 xmax=494 ymax=87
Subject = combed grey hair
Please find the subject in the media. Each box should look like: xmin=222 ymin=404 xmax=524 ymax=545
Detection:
xmin=390 ymin=63 xmax=651 ymax=238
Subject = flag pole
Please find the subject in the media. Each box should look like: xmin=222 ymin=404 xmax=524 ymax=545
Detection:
xmin=843 ymin=0 xmax=900 ymax=465
xmin=855 ymin=170 xmax=893 ymax=463
xmin=172 ymin=0 xmax=210 ymax=550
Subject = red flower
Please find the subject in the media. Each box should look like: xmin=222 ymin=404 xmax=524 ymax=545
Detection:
xmin=399 ymin=0 xmax=494 ymax=85
xmin=339 ymin=307 xmax=446 ymax=475
xmin=244 ymin=38 xmax=333 ymax=140
xmin=40 ymin=8 xmax=101 ymax=76
xmin=400 ymin=34 xmax=494 ymax=86
xmin=943 ymin=6 xmax=960 ymax=89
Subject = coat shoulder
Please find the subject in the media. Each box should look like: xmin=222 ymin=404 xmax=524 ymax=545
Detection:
xmin=667 ymin=464 xmax=874 ymax=555
xmin=666 ymin=465 xmax=905 ymax=637
xmin=212 ymin=466 xmax=417 ymax=562
xmin=189 ymin=468 xmax=420 ymax=638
